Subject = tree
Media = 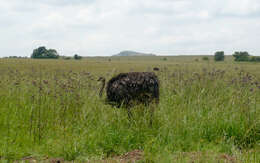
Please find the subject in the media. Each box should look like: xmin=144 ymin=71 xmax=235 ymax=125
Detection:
xmin=74 ymin=54 xmax=82 ymax=60
xmin=233 ymin=51 xmax=250 ymax=61
xmin=46 ymin=49 xmax=59 ymax=58
xmin=31 ymin=46 xmax=59 ymax=59
xmin=214 ymin=51 xmax=225 ymax=61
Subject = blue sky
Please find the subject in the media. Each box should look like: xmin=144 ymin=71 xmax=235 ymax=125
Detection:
xmin=0 ymin=0 xmax=260 ymax=56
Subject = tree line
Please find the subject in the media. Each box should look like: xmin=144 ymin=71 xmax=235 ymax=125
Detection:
xmin=2 ymin=46 xmax=260 ymax=62
xmin=214 ymin=51 xmax=260 ymax=62
xmin=30 ymin=46 xmax=260 ymax=62
xmin=31 ymin=46 xmax=82 ymax=60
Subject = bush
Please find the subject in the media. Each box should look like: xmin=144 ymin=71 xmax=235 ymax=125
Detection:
xmin=31 ymin=46 xmax=59 ymax=59
xmin=74 ymin=54 xmax=82 ymax=60
xmin=233 ymin=52 xmax=260 ymax=62
xmin=64 ymin=57 xmax=72 ymax=60
xmin=202 ymin=56 xmax=209 ymax=61
xmin=214 ymin=51 xmax=225 ymax=61
xmin=250 ymin=56 xmax=260 ymax=62
xmin=233 ymin=52 xmax=250 ymax=62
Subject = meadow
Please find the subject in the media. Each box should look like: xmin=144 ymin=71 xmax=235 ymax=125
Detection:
xmin=0 ymin=56 xmax=259 ymax=162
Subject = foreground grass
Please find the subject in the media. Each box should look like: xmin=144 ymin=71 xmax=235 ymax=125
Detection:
xmin=0 ymin=57 xmax=259 ymax=162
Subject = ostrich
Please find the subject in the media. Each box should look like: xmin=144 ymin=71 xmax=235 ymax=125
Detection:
xmin=98 ymin=72 xmax=159 ymax=123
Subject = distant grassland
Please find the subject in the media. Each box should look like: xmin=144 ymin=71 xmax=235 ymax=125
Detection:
xmin=0 ymin=56 xmax=259 ymax=162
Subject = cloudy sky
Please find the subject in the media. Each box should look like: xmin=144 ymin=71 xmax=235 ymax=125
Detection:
xmin=0 ymin=0 xmax=260 ymax=57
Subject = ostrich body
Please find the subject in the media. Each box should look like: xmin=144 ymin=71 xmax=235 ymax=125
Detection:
xmin=98 ymin=72 xmax=159 ymax=124
xmin=99 ymin=72 xmax=159 ymax=107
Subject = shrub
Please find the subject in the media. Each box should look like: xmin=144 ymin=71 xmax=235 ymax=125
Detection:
xmin=250 ymin=56 xmax=260 ymax=62
xmin=214 ymin=51 xmax=225 ymax=61
xmin=74 ymin=54 xmax=82 ymax=60
xmin=202 ymin=56 xmax=209 ymax=61
xmin=64 ymin=57 xmax=72 ymax=60
xmin=233 ymin=52 xmax=250 ymax=62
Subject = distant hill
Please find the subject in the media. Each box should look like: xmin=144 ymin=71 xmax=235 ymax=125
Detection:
xmin=113 ymin=51 xmax=156 ymax=56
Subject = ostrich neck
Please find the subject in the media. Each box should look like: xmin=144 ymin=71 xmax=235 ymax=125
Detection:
xmin=99 ymin=79 xmax=105 ymax=97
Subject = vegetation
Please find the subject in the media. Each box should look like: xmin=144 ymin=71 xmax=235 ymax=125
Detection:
xmin=4 ymin=56 xmax=28 ymax=59
xmin=202 ymin=56 xmax=209 ymax=61
xmin=233 ymin=51 xmax=260 ymax=62
xmin=74 ymin=54 xmax=82 ymax=60
xmin=214 ymin=51 xmax=225 ymax=61
xmin=31 ymin=46 xmax=59 ymax=59
xmin=250 ymin=56 xmax=260 ymax=62
xmin=162 ymin=57 xmax=167 ymax=61
xmin=0 ymin=56 xmax=259 ymax=162
xmin=63 ymin=56 xmax=72 ymax=60
xmin=233 ymin=51 xmax=250 ymax=62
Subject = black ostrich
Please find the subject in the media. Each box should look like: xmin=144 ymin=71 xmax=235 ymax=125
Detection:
xmin=98 ymin=72 xmax=159 ymax=123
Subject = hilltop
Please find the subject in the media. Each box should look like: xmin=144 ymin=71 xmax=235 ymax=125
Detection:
xmin=113 ymin=51 xmax=156 ymax=56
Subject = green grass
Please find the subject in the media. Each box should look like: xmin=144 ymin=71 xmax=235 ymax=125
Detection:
xmin=0 ymin=56 xmax=259 ymax=162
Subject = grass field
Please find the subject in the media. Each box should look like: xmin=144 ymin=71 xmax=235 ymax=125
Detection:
xmin=0 ymin=56 xmax=259 ymax=162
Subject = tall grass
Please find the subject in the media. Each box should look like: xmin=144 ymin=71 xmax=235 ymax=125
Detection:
xmin=0 ymin=58 xmax=259 ymax=162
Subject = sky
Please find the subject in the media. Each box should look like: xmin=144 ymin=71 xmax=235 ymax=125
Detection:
xmin=0 ymin=0 xmax=260 ymax=57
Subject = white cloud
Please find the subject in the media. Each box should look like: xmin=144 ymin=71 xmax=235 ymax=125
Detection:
xmin=220 ymin=0 xmax=260 ymax=16
xmin=0 ymin=0 xmax=259 ymax=57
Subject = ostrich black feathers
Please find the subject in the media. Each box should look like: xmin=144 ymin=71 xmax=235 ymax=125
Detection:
xmin=101 ymin=72 xmax=159 ymax=107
